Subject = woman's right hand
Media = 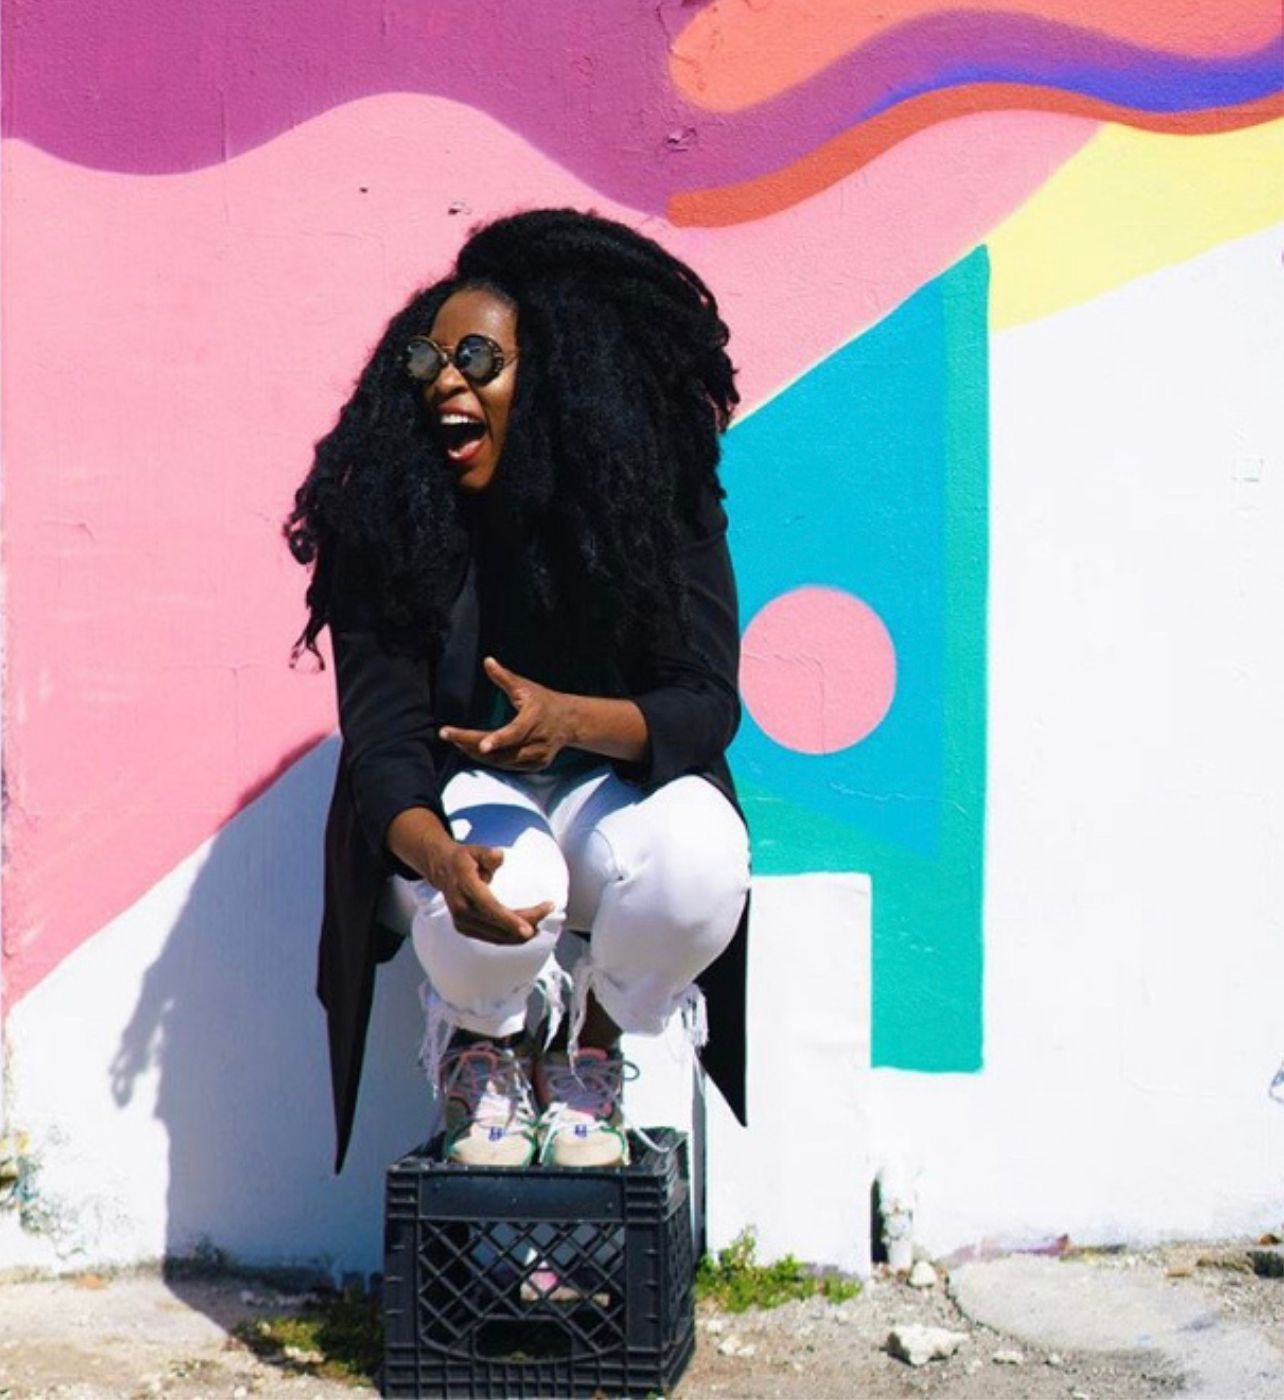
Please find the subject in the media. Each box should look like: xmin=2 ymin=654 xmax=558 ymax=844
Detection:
xmin=389 ymin=807 xmax=554 ymax=945
xmin=424 ymin=841 xmax=555 ymax=945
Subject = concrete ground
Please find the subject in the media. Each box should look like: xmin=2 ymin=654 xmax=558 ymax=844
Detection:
xmin=0 ymin=1241 xmax=1280 ymax=1398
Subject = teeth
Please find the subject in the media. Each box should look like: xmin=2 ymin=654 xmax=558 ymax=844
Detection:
xmin=439 ymin=412 xmax=480 ymax=426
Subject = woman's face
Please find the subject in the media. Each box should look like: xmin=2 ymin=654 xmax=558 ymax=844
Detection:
xmin=423 ymin=286 xmax=519 ymax=494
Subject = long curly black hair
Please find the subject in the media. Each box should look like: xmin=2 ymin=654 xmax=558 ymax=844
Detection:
xmin=285 ymin=208 xmax=738 ymax=685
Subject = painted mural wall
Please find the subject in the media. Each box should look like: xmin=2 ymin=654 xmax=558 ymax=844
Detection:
xmin=2 ymin=0 xmax=1281 ymax=1272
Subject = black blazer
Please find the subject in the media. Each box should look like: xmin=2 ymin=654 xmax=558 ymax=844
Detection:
xmin=317 ymin=489 xmax=750 ymax=1171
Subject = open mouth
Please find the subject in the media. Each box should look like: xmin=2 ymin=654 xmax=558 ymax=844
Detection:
xmin=438 ymin=412 xmax=487 ymax=463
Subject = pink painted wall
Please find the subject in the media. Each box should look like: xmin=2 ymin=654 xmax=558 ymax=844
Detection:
xmin=1 ymin=0 xmax=1278 ymax=1011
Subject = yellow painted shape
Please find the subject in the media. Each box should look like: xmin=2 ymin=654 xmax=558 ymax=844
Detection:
xmin=988 ymin=119 xmax=1284 ymax=328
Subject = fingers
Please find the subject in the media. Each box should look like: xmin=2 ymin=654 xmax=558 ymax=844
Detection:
xmin=438 ymin=725 xmax=532 ymax=766
xmin=475 ymin=846 xmax=504 ymax=881
xmin=515 ymin=900 xmax=556 ymax=926
xmin=440 ymin=731 xmax=551 ymax=771
xmin=454 ymin=880 xmax=553 ymax=945
xmin=478 ymin=713 xmax=535 ymax=755
xmin=484 ymin=655 xmax=527 ymax=700
xmin=438 ymin=731 xmax=495 ymax=765
xmin=455 ymin=886 xmax=530 ymax=943
xmin=451 ymin=850 xmax=554 ymax=943
xmin=444 ymin=837 xmax=559 ymax=942
xmin=453 ymin=917 xmax=526 ymax=945
xmin=437 ymin=725 xmax=489 ymax=748
xmin=439 ymin=717 xmax=535 ymax=759
xmin=452 ymin=915 xmax=526 ymax=945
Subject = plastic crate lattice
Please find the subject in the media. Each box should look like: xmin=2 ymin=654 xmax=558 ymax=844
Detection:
xmin=383 ymin=1128 xmax=694 ymax=1398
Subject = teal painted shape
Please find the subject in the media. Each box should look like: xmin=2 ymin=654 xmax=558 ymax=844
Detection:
xmin=723 ymin=248 xmax=988 ymax=1072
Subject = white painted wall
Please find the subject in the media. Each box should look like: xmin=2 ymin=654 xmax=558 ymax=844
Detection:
xmin=0 ymin=740 xmax=872 ymax=1277
xmin=866 ymin=225 xmax=1284 ymax=1257
xmin=625 ymin=874 xmax=873 ymax=1274
xmin=701 ymin=876 xmax=872 ymax=1272
xmin=3 ymin=228 xmax=1281 ymax=1278
xmin=2 ymin=741 xmax=425 ymax=1275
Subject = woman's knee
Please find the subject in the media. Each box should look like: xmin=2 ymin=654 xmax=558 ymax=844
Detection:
xmin=439 ymin=769 xmax=571 ymax=912
xmin=485 ymin=827 xmax=570 ymax=914
xmin=407 ymin=826 xmax=569 ymax=987
xmin=601 ymin=779 xmax=749 ymax=941
xmin=410 ymin=897 xmax=562 ymax=1016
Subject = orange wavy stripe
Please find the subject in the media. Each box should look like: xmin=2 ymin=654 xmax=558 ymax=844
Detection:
xmin=668 ymin=87 xmax=1284 ymax=227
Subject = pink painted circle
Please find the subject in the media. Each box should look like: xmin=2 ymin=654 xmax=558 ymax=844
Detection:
xmin=740 ymin=586 xmax=897 ymax=754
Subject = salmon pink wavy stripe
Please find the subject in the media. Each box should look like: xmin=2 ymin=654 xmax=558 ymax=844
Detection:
xmin=0 ymin=95 xmax=1093 ymax=1005
xmin=673 ymin=0 xmax=1282 ymax=109
xmin=1 ymin=0 xmax=1277 ymax=216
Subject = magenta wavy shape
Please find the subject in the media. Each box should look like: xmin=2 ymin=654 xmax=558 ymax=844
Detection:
xmin=2 ymin=0 xmax=1278 ymax=209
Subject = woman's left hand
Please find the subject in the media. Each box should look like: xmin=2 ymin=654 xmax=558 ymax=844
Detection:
xmin=439 ymin=656 xmax=578 ymax=772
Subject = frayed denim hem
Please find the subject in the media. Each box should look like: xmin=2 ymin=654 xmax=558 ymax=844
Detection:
xmin=415 ymin=963 xmax=572 ymax=1088
xmin=566 ymin=960 xmax=709 ymax=1060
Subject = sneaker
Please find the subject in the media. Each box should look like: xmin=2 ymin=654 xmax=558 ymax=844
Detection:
xmin=440 ymin=1041 xmax=538 ymax=1167
xmin=535 ymin=1048 xmax=633 ymax=1168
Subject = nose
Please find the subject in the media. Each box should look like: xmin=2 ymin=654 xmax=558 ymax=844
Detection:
xmin=428 ymin=359 xmax=472 ymax=410
xmin=433 ymin=355 xmax=468 ymax=396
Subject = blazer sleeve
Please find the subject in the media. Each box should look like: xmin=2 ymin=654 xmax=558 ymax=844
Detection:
xmin=623 ymin=491 xmax=742 ymax=788
xmin=327 ymin=555 xmax=447 ymax=877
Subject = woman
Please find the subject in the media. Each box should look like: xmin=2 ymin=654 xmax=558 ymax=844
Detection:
xmin=287 ymin=209 xmax=750 ymax=1173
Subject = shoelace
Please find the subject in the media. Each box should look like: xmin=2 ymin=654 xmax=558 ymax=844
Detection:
xmin=441 ymin=1045 xmax=536 ymax=1134
xmin=537 ymin=1052 xmax=674 ymax=1158
xmin=539 ymin=1053 xmax=637 ymax=1125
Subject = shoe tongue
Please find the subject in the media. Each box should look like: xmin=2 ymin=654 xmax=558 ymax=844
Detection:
xmin=573 ymin=1048 xmax=610 ymax=1064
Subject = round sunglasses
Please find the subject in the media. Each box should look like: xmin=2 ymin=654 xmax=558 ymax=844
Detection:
xmin=404 ymin=333 xmax=517 ymax=388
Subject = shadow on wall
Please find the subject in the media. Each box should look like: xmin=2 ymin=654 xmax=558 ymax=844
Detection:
xmin=108 ymin=736 xmax=426 ymax=1281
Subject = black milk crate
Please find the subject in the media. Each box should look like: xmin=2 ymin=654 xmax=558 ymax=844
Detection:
xmin=382 ymin=1129 xmax=695 ymax=1398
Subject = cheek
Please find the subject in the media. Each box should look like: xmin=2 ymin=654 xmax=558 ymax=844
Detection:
xmin=488 ymin=386 xmax=515 ymax=442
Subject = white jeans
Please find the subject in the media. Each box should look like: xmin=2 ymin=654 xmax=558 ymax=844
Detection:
xmin=380 ymin=764 xmax=750 ymax=1075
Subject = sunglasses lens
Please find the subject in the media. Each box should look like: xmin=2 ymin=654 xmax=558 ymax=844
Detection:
xmin=406 ymin=338 xmax=443 ymax=382
xmin=455 ymin=335 xmax=499 ymax=384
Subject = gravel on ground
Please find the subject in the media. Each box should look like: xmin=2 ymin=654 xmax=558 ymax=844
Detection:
xmin=0 ymin=1239 xmax=1279 ymax=1398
